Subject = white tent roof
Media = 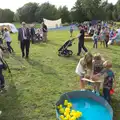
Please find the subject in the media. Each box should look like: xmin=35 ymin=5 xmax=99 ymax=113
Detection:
xmin=0 ymin=23 xmax=18 ymax=33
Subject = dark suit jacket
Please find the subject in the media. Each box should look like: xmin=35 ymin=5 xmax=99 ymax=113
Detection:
xmin=18 ymin=28 xmax=30 ymax=41
xmin=31 ymin=27 xmax=35 ymax=36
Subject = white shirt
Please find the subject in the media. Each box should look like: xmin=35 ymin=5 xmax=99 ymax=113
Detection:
xmin=75 ymin=60 xmax=86 ymax=77
xmin=22 ymin=28 xmax=27 ymax=40
xmin=4 ymin=31 xmax=11 ymax=42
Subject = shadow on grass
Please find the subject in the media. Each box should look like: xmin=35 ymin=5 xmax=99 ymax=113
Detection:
xmin=111 ymin=97 xmax=120 ymax=120
xmin=26 ymin=59 xmax=62 ymax=80
xmin=0 ymin=82 xmax=29 ymax=120
xmin=47 ymin=40 xmax=62 ymax=47
xmin=63 ymin=55 xmax=80 ymax=62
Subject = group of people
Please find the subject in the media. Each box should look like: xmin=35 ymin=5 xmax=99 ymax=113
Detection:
xmin=0 ymin=21 xmax=48 ymax=92
xmin=92 ymin=25 xmax=119 ymax=49
xmin=18 ymin=22 xmax=48 ymax=59
xmin=0 ymin=27 xmax=14 ymax=53
xmin=76 ymin=52 xmax=116 ymax=103
xmin=75 ymin=23 xmax=120 ymax=57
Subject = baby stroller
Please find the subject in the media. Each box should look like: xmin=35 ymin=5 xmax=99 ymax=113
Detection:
xmin=34 ymin=29 xmax=43 ymax=43
xmin=34 ymin=33 xmax=43 ymax=42
xmin=58 ymin=38 xmax=76 ymax=57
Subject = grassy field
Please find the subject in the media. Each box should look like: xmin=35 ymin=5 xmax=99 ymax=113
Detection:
xmin=0 ymin=30 xmax=120 ymax=120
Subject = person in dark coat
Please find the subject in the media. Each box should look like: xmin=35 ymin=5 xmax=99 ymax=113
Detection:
xmin=30 ymin=24 xmax=35 ymax=44
xmin=77 ymin=25 xmax=88 ymax=56
xmin=42 ymin=22 xmax=48 ymax=42
xmin=18 ymin=22 xmax=31 ymax=59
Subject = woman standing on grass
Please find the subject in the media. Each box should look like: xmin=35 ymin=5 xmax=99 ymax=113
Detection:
xmin=70 ymin=25 xmax=74 ymax=37
xmin=4 ymin=28 xmax=14 ymax=53
xmin=100 ymin=27 xmax=106 ymax=47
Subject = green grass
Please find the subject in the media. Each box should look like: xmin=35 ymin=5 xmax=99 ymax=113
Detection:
xmin=0 ymin=30 xmax=120 ymax=120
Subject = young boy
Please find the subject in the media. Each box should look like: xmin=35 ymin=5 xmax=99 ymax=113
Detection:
xmin=92 ymin=31 xmax=99 ymax=48
xmin=99 ymin=61 xmax=116 ymax=103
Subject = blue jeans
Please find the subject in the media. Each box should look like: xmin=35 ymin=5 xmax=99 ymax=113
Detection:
xmin=103 ymin=88 xmax=111 ymax=103
xmin=7 ymin=42 xmax=14 ymax=53
xmin=93 ymin=40 xmax=97 ymax=48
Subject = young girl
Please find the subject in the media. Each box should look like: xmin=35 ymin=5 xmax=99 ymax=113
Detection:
xmin=70 ymin=25 xmax=74 ymax=37
xmin=75 ymin=52 xmax=93 ymax=90
xmin=105 ymin=29 xmax=109 ymax=48
xmin=100 ymin=27 xmax=106 ymax=47
xmin=92 ymin=31 xmax=99 ymax=48
xmin=100 ymin=61 xmax=116 ymax=103
xmin=92 ymin=53 xmax=104 ymax=95
xmin=4 ymin=28 xmax=14 ymax=53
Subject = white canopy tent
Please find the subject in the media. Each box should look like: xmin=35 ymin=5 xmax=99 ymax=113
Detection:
xmin=0 ymin=23 xmax=18 ymax=33
xmin=43 ymin=18 xmax=62 ymax=29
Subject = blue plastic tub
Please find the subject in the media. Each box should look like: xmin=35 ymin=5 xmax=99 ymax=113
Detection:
xmin=56 ymin=91 xmax=113 ymax=120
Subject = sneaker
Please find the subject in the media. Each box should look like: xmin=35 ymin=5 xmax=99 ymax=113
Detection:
xmin=81 ymin=89 xmax=85 ymax=91
xmin=96 ymin=91 xmax=100 ymax=96
xmin=92 ymin=90 xmax=95 ymax=93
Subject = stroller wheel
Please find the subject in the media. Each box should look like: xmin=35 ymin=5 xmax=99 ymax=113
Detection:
xmin=69 ymin=50 xmax=73 ymax=56
xmin=58 ymin=52 xmax=61 ymax=56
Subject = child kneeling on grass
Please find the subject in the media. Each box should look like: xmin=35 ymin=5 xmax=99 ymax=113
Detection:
xmin=98 ymin=61 xmax=116 ymax=103
xmin=75 ymin=52 xmax=93 ymax=90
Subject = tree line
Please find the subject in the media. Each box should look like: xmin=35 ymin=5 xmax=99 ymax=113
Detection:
xmin=1 ymin=0 xmax=120 ymax=23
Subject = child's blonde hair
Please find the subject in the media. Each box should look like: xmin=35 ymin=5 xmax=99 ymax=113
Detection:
xmin=103 ymin=61 xmax=112 ymax=68
xmin=80 ymin=52 xmax=93 ymax=69
xmin=94 ymin=53 xmax=102 ymax=61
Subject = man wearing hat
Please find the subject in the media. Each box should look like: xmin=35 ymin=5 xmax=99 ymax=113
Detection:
xmin=18 ymin=22 xmax=31 ymax=58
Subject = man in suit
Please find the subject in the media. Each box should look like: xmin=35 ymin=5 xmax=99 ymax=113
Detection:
xmin=18 ymin=22 xmax=31 ymax=58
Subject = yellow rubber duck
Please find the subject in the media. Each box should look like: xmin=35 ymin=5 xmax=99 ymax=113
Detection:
xmin=64 ymin=112 xmax=69 ymax=117
xmin=59 ymin=108 xmax=65 ymax=114
xmin=73 ymin=111 xmax=82 ymax=119
xmin=64 ymin=100 xmax=68 ymax=106
xmin=67 ymin=115 xmax=71 ymax=119
xmin=60 ymin=115 xmax=64 ymax=119
xmin=65 ymin=108 xmax=70 ymax=113
xmin=67 ymin=103 xmax=72 ymax=108
xmin=70 ymin=110 xmax=76 ymax=116
xmin=59 ymin=105 xmax=63 ymax=109
xmin=70 ymin=116 xmax=76 ymax=120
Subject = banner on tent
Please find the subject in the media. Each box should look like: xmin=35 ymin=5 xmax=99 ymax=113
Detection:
xmin=43 ymin=18 xmax=62 ymax=29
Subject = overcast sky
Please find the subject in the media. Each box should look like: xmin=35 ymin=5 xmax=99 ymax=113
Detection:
xmin=0 ymin=0 xmax=118 ymax=12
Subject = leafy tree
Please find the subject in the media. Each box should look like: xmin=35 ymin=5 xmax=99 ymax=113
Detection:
xmin=17 ymin=2 xmax=39 ymax=23
xmin=0 ymin=9 xmax=14 ymax=22
xmin=35 ymin=2 xmax=60 ymax=23
xmin=58 ymin=6 xmax=70 ymax=23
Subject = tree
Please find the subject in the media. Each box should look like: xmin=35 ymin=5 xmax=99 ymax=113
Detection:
xmin=0 ymin=9 xmax=14 ymax=23
xmin=58 ymin=6 xmax=70 ymax=23
xmin=13 ymin=13 xmax=20 ymax=22
xmin=70 ymin=0 xmax=103 ymax=22
xmin=17 ymin=2 xmax=39 ymax=23
xmin=35 ymin=2 xmax=60 ymax=23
